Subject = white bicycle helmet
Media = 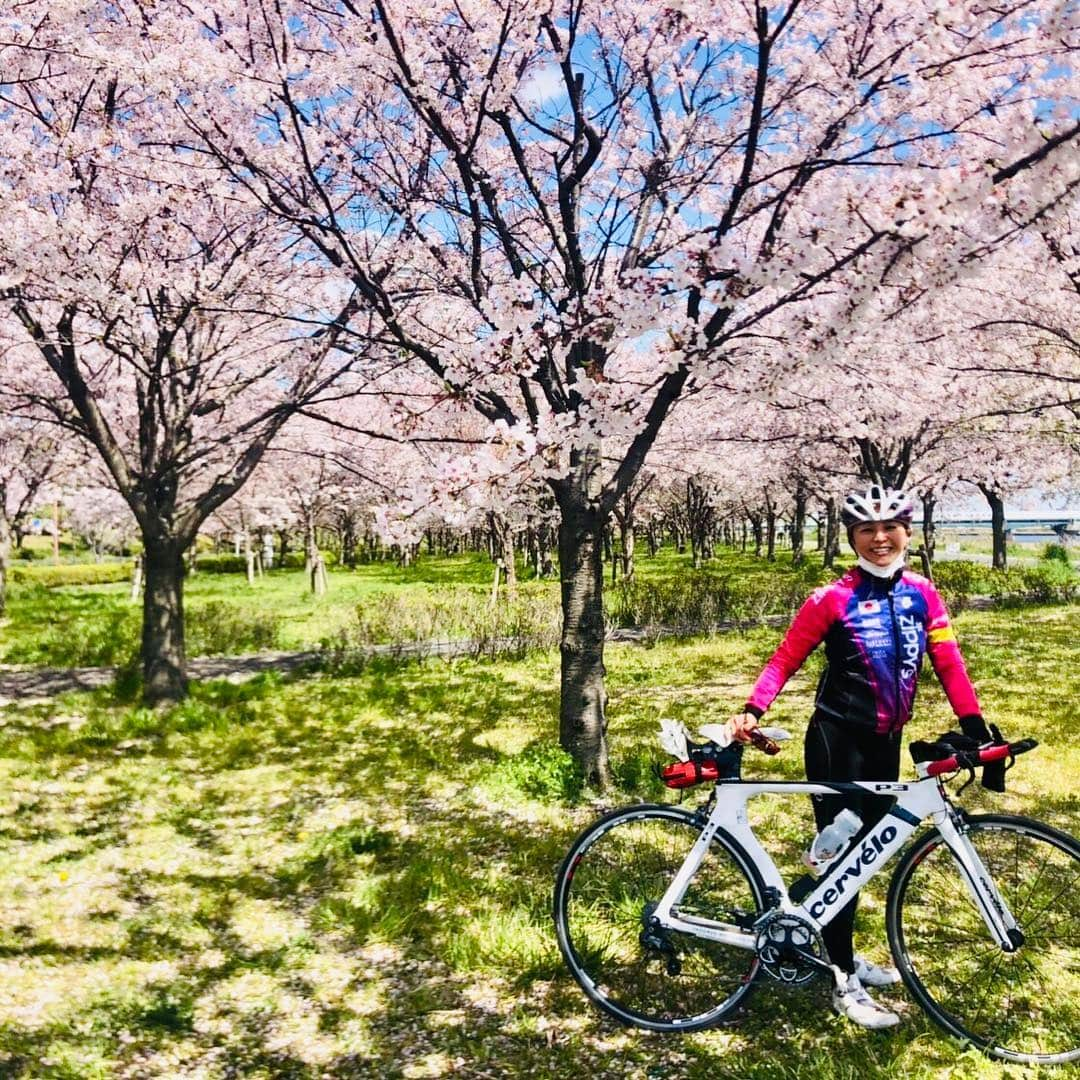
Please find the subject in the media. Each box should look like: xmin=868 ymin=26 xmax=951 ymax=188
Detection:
xmin=841 ymin=484 xmax=915 ymax=529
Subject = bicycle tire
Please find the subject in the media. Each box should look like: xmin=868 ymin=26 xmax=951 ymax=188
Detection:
xmin=887 ymin=813 xmax=1080 ymax=1065
xmin=553 ymin=803 xmax=766 ymax=1033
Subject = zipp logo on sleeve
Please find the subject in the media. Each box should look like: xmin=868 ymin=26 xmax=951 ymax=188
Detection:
xmin=807 ymin=824 xmax=899 ymax=919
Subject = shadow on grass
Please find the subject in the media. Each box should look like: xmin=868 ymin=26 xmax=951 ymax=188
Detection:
xmin=0 ymin=610 xmax=1075 ymax=1078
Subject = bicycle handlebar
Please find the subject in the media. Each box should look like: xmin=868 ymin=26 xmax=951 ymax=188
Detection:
xmin=923 ymin=738 xmax=1038 ymax=779
xmin=659 ymin=729 xmax=780 ymax=788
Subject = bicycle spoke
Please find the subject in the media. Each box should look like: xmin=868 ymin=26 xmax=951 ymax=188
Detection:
xmin=555 ymin=806 xmax=762 ymax=1032
xmin=889 ymin=817 xmax=1080 ymax=1065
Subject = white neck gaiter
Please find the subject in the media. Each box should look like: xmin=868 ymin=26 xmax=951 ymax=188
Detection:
xmin=857 ymin=553 xmax=907 ymax=579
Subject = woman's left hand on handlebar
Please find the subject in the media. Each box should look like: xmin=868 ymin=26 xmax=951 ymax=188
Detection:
xmin=729 ymin=711 xmax=760 ymax=744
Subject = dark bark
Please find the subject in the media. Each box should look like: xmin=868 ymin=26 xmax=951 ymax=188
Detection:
xmin=791 ymin=480 xmax=808 ymax=566
xmin=644 ymin=522 xmax=659 ymax=557
xmin=978 ymin=483 xmax=1008 ymax=570
xmin=920 ymin=490 xmax=937 ymax=565
xmin=823 ymin=498 xmax=841 ymax=569
xmin=620 ymin=518 xmax=635 ymax=582
xmin=747 ymin=512 xmax=764 ymax=558
xmin=141 ymin=536 xmax=188 ymax=706
xmin=554 ymin=454 xmax=611 ymax=792
xmin=0 ymin=511 xmax=9 ymax=618
xmin=765 ymin=492 xmax=777 ymax=562
xmin=686 ymin=478 xmax=716 ymax=569
xmin=341 ymin=516 xmax=358 ymax=568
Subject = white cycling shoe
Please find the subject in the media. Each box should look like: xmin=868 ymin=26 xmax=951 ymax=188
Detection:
xmin=854 ymin=955 xmax=902 ymax=988
xmin=832 ymin=973 xmax=901 ymax=1029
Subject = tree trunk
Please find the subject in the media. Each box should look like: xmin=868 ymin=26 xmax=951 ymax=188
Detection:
xmin=765 ymin=493 xmax=777 ymax=562
xmin=129 ymin=554 xmax=143 ymax=602
xmin=0 ymin=511 xmax=10 ymax=618
xmin=244 ymin=529 xmax=256 ymax=586
xmin=141 ymin=536 xmax=188 ymax=706
xmin=555 ymin=462 xmax=611 ymax=791
xmin=304 ymin=514 xmax=317 ymax=574
xmin=645 ymin=521 xmax=659 ymax=557
xmin=823 ymin=498 xmax=841 ymax=569
xmin=748 ymin=514 xmax=764 ymax=558
xmin=310 ymin=550 xmax=328 ymax=594
xmin=620 ymin=518 xmax=635 ymax=582
xmin=538 ymin=522 xmax=555 ymax=578
xmin=978 ymin=484 xmax=1008 ymax=570
xmin=488 ymin=513 xmax=518 ymax=600
xmin=920 ymin=490 xmax=937 ymax=565
xmin=791 ymin=481 xmax=807 ymax=566
xmin=342 ymin=517 xmax=358 ymax=568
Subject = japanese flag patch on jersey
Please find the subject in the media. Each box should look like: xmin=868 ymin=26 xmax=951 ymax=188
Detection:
xmin=858 ymin=600 xmax=881 ymax=614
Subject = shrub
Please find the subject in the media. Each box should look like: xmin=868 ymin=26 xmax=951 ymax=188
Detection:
xmin=2 ymin=598 xmax=142 ymax=667
xmin=9 ymin=562 xmax=133 ymax=587
xmin=611 ymin=745 xmax=669 ymax=798
xmin=279 ymin=549 xmax=339 ymax=571
xmin=186 ymin=601 xmax=282 ymax=655
xmin=1042 ymin=543 xmax=1071 ymax=565
xmin=189 ymin=553 xmax=248 ymax=574
xmin=498 ymin=741 xmax=583 ymax=802
xmin=320 ymin=587 xmax=560 ymax=670
xmin=607 ymin=564 xmax=833 ymax=631
xmin=193 ymin=550 xmax=339 ymax=573
xmin=932 ymin=559 xmax=1078 ymax=610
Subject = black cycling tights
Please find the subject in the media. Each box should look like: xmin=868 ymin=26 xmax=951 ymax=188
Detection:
xmin=804 ymin=713 xmax=902 ymax=975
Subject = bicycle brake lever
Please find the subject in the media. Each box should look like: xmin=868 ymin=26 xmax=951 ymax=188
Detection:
xmin=748 ymin=728 xmax=781 ymax=755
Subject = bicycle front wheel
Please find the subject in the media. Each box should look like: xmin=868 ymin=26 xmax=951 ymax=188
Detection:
xmin=887 ymin=813 xmax=1080 ymax=1065
xmin=553 ymin=803 xmax=765 ymax=1033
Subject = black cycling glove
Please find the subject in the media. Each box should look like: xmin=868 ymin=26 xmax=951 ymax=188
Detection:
xmin=959 ymin=714 xmax=991 ymax=743
xmin=960 ymin=715 xmax=1008 ymax=792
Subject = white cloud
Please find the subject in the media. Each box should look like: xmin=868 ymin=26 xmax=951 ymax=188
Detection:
xmin=518 ymin=65 xmax=565 ymax=107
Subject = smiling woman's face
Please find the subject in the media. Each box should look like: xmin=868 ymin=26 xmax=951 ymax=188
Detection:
xmin=850 ymin=520 xmax=911 ymax=566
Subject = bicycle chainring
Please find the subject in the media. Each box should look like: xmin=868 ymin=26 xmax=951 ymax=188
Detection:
xmin=754 ymin=912 xmax=825 ymax=986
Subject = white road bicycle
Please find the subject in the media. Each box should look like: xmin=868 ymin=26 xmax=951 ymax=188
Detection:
xmin=553 ymin=734 xmax=1080 ymax=1065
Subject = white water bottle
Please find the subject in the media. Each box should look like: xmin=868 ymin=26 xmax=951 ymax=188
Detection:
xmin=803 ymin=809 xmax=862 ymax=875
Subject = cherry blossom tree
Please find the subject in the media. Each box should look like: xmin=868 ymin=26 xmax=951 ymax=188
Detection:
xmin=0 ymin=28 xmax=369 ymax=704
xmin=175 ymin=0 xmax=1080 ymax=784
xmin=0 ymin=416 xmax=73 ymax=613
xmin=63 ymin=484 xmax=138 ymax=563
xmin=8 ymin=2 xmax=1076 ymax=778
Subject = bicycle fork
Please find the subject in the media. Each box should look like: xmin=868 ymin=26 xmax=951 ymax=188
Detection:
xmin=936 ymin=812 xmax=1024 ymax=952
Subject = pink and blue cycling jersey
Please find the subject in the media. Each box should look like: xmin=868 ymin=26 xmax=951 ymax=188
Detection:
xmin=746 ymin=567 xmax=981 ymax=735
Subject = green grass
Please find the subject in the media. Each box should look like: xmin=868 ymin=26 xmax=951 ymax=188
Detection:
xmin=0 ymin=604 xmax=1075 ymax=1077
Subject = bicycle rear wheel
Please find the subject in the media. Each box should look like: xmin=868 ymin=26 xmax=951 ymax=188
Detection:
xmin=553 ymin=803 xmax=765 ymax=1033
xmin=887 ymin=813 xmax=1080 ymax=1065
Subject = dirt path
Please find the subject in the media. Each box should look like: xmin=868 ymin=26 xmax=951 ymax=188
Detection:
xmin=0 ymin=650 xmax=322 ymax=706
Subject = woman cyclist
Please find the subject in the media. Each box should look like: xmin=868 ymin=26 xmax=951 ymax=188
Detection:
xmin=731 ymin=485 xmax=994 ymax=1029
